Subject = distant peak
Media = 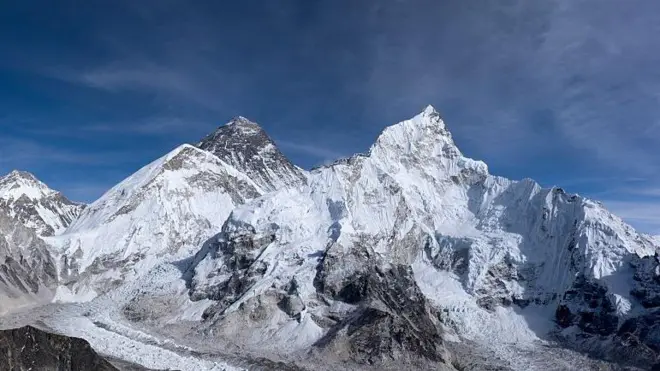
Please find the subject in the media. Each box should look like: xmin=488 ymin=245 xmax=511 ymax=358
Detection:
xmin=4 ymin=170 xmax=39 ymax=182
xmin=219 ymin=116 xmax=264 ymax=135
xmin=414 ymin=104 xmax=444 ymax=125
xmin=227 ymin=116 xmax=260 ymax=127
xmin=0 ymin=170 xmax=58 ymax=201
xmin=196 ymin=116 xmax=305 ymax=191
xmin=422 ymin=104 xmax=438 ymax=115
xmin=376 ymin=105 xmax=449 ymax=143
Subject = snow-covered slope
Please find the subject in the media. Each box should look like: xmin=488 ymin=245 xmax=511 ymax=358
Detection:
xmin=50 ymin=144 xmax=263 ymax=298
xmin=0 ymin=170 xmax=84 ymax=236
xmin=198 ymin=116 xmax=306 ymax=191
xmin=186 ymin=106 xmax=659 ymax=369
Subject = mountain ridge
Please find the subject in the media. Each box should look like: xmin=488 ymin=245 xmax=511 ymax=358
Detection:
xmin=0 ymin=106 xmax=658 ymax=370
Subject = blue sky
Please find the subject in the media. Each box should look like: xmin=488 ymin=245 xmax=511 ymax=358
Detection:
xmin=2 ymin=1 xmax=660 ymax=233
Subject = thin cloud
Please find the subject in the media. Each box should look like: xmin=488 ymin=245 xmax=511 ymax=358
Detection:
xmin=49 ymin=63 xmax=233 ymax=113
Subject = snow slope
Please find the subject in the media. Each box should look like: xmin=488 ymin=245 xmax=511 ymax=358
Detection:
xmin=49 ymin=144 xmax=263 ymax=299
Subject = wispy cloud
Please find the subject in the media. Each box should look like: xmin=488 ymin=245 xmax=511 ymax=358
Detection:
xmin=48 ymin=62 xmax=240 ymax=113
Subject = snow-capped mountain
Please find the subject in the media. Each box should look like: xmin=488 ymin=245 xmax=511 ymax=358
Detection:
xmin=1 ymin=107 xmax=659 ymax=370
xmin=197 ymin=116 xmax=306 ymax=191
xmin=0 ymin=170 xmax=85 ymax=236
xmin=185 ymin=106 xmax=659 ymax=369
xmin=51 ymin=143 xmax=263 ymax=298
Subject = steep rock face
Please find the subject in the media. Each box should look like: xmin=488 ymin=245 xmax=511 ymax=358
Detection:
xmin=312 ymin=265 xmax=449 ymax=369
xmin=0 ymin=171 xmax=84 ymax=237
xmin=0 ymin=210 xmax=57 ymax=314
xmin=0 ymin=326 xmax=117 ymax=371
xmin=186 ymin=106 xmax=659 ymax=367
xmin=197 ymin=117 xmax=306 ymax=192
xmin=604 ymin=254 xmax=660 ymax=367
xmin=52 ymin=144 xmax=263 ymax=297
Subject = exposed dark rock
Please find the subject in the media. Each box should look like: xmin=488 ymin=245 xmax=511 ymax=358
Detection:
xmin=277 ymin=294 xmax=305 ymax=319
xmin=631 ymin=253 xmax=660 ymax=309
xmin=197 ymin=117 xmax=306 ymax=191
xmin=0 ymin=326 xmax=117 ymax=371
xmin=313 ymin=265 xmax=449 ymax=367
xmin=187 ymin=224 xmax=277 ymax=318
xmin=555 ymin=275 xmax=619 ymax=336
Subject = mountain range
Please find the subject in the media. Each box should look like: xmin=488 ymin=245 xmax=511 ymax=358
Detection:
xmin=0 ymin=106 xmax=658 ymax=370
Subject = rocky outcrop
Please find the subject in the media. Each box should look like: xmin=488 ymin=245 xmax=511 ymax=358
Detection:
xmin=312 ymin=265 xmax=450 ymax=368
xmin=555 ymin=275 xmax=619 ymax=336
xmin=0 ymin=326 xmax=117 ymax=371
xmin=0 ymin=210 xmax=57 ymax=313
xmin=187 ymin=222 xmax=277 ymax=316
xmin=631 ymin=253 xmax=660 ymax=308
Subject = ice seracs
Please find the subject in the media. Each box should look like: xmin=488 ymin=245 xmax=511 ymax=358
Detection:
xmin=0 ymin=170 xmax=85 ymax=236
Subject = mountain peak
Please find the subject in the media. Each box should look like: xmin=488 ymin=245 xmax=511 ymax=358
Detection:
xmin=0 ymin=170 xmax=84 ymax=236
xmin=370 ymin=104 xmax=457 ymax=159
xmin=0 ymin=170 xmax=55 ymax=201
xmin=227 ymin=115 xmax=261 ymax=127
xmin=422 ymin=104 xmax=439 ymax=116
xmin=5 ymin=169 xmax=38 ymax=180
xmin=197 ymin=117 xmax=305 ymax=191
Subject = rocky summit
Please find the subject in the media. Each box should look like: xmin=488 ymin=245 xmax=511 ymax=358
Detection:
xmin=0 ymin=107 xmax=658 ymax=370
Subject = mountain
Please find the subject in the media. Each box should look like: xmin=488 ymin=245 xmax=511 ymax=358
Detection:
xmin=52 ymin=144 xmax=263 ymax=298
xmin=0 ymin=106 xmax=658 ymax=370
xmin=185 ymin=106 xmax=659 ymax=369
xmin=0 ymin=326 xmax=118 ymax=371
xmin=197 ymin=116 xmax=306 ymax=191
xmin=0 ymin=171 xmax=84 ymax=237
